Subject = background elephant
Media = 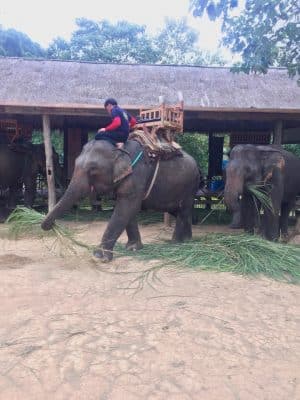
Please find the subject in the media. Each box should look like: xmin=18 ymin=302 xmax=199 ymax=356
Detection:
xmin=0 ymin=142 xmax=64 ymax=217
xmin=224 ymin=144 xmax=300 ymax=240
xmin=41 ymin=139 xmax=200 ymax=262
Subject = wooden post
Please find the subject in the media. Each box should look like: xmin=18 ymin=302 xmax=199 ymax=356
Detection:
xmin=42 ymin=114 xmax=56 ymax=211
xmin=159 ymin=95 xmax=165 ymax=125
xmin=273 ymin=120 xmax=283 ymax=145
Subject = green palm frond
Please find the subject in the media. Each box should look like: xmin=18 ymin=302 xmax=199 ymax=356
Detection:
xmin=247 ymin=184 xmax=274 ymax=213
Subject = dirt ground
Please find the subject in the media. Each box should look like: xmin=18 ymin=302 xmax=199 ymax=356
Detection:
xmin=0 ymin=219 xmax=299 ymax=400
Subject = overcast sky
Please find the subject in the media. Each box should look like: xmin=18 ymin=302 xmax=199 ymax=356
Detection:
xmin=0 ymin=0 xmax=226 ymax=53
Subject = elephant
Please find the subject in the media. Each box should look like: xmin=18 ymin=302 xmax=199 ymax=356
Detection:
xmin=224 ymin=144 xmax=300 ymax=241
xmin=0 ymin=142 xmax=64 ymax=217
xmin=41 ymin=139 xmax=200 ymax=262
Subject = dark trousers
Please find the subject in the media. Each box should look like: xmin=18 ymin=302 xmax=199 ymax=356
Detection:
xmin=95 ymin=130 xmax=129 ymax=145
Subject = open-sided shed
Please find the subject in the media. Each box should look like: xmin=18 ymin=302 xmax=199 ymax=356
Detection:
xmin=0 ymin=57 xmax=299 ymax=186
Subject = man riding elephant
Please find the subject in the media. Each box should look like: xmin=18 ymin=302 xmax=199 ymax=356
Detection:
xmin=41 ymin=137 xmax=200 ymax=262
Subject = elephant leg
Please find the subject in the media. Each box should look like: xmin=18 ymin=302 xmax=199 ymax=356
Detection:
xmin=125 ymin=217 xmax=143 ymax=251
xmin=280 ymin=202 xmax=292 ymax=240
xmin=263 ymin=197 xmax=280 ymax=241
xmin=241 ymin=194 xmax=256 ymax=234
xmin=263 ymin=209 xmax=279 ymax=241
xmin=263 ymin=183 xmax=283 ymax=241
xmin=172 ymin=201 xmax=193 ymax=242
xmin=8 ymin=181 xmax=22 ymax=209
xmin=93 ymin=197 xmax=142 ymax=262
xmin=24 ymin=175 xmax=37 ymax=208
xmin=229 ymin=210 xmax=243 ymax=229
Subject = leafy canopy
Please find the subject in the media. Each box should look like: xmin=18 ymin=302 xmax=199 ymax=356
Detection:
xmin=189 ymin=0 xmax=300 ymax=78
xmin=46 ymin=17 xmax=224 ymax=66
xmin=0 ymin=25 xmax=45 ymax=58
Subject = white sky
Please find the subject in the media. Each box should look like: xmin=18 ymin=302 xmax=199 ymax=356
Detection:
xmin=0 ymin=0 xmax=221 ymax=48
xmin=0 ymin=0 xmax=236 ymax=61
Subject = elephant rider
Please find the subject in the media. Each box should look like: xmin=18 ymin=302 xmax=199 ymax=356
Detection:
xmin=95 ymin=98 xmax=136 ymax=147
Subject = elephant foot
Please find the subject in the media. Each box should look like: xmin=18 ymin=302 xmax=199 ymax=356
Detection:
xmin=171 ymin=233 xmax=192 ymax=243
xmin=229 ymin=222 xmax=243 ymax=229
xmin=93 ymin=248 xmax=113 ymax=263
xmin=171 ymin=236 xmax=184 ymax=243
xmin=125 ymin=241 xmax=143 ymax=252
xmin=280 ymin=233 xmax=289 ymax=243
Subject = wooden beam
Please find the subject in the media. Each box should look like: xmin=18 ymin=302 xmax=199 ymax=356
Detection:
xmin=273 ymin=120 xmax=283 ymax=145
xmin=42 ymin=114 xmax=56 ymax=211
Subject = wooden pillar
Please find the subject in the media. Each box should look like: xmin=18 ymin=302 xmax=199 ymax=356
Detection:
xmin=81 ymin=128 xmax=89 ymax=147
xmin=273 ymin=120 xmax=283 ymax=145
xmin=63 ymin=123 xmax=69 ymax=183
xmin=42 ymin=115 xmax=56 ymax=211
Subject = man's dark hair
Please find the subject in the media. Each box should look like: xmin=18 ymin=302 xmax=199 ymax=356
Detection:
xmin=104 ymin=98 xmax=118 ymax=107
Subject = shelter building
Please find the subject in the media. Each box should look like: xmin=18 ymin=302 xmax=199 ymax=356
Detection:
xmin=0 ymin=57 xmax=299 ymax=181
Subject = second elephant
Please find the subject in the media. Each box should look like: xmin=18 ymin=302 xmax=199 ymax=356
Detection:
xmin=224 ymin=144 xmax=300 ymax=240
xmin=0 ymin=142 xmax=64 ymax=212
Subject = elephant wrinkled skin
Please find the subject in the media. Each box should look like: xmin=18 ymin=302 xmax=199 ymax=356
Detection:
xmin=41 ymin=139 xmax=200 ymax=262
xmin=224 ymin=144 xmax=300 ymax=241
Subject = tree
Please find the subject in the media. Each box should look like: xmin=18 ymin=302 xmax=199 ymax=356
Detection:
xmin=47 ymin=37 xmax=71 ymax=60
xmin=154 ymin=18 xmax=199 ymax=64
xmin=283 ymin=144 xmax=300 ymax=158
xmin=46 ymin=17 xmax=224 ymax=66
xmin=190 ymin=0 xmax=300 ymax=78
xmin=178 ymin=133 xmax=209 ymax=174
xmin=0 ymin=26 xmax=45 ymax=58
xmin=57 ymin=18 xmax=159 ymax=63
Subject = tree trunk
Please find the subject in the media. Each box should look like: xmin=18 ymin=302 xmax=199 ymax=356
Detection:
xmin=42 ymin=114 xmax=56 ymax=211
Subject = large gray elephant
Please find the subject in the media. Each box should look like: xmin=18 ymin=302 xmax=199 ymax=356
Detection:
xmin=224 ymin=144 xmax=300 ymax=241
xmin=41 ymin=139 xmax=200 ymax=262
xmin=0 ymin=142 xmax=64 ymax=214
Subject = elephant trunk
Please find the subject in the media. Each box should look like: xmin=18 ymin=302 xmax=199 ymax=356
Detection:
xmin=224 ymin=164 xmax=244 ymax=229
xmin=41 ymin=171 xmax=89 ymax=230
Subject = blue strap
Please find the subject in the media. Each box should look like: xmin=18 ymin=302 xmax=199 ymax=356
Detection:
xmin=131 ymin=150 xmax=143 ymax=167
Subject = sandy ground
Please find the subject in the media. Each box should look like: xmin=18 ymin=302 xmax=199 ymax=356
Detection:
xmin=0 ymin=219 xmax=300 ymax=400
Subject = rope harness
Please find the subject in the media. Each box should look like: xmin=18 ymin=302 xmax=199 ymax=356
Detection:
xmin=130 ymin=149 xmax=159 ymax=200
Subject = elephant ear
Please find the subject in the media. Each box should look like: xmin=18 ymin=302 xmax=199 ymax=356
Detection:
xmin=258 ymin=147 xmax=285 ymax=183
xmin=113 ymin=150 xmax=133 ymax=184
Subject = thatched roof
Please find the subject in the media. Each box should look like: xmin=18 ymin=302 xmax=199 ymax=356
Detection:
xmin=0 ymin=57 xmax=299 ymax=113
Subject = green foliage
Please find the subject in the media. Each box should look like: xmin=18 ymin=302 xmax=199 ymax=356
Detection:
xmin=116 ymin=233 xmax=300 ymax=284
xmin=46 ymin=37 xmax=71 ymax=60
xmin=0 ymin=16 xmax=225 ymax=66
xmin=190 ymin=0 xmax=238 ymax=20
xmin=31 ymin=130 xmax=64 ymax=162
xmin=190 ymin=0 xmax=300 ymax=79
xmin=6 ymin=206 xmax=90 ymax=253
xmin=0 ymin=26 xmax=45 ymax=58
xmin=52 ymin=18 xmax=159 ymax=63
xmin=283 ymin=144 xmax=300 ymax=158
xmin=154 ymin=17 xmax=199 ymax=65
xmin=46 ymin=17 xmax=225 ymax=66
xmin=177 ymin=133 xmax=208 ymax=174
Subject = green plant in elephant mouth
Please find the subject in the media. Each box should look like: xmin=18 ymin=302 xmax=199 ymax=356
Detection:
xmin=247 ymin=183 xmax=274 ymax=214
